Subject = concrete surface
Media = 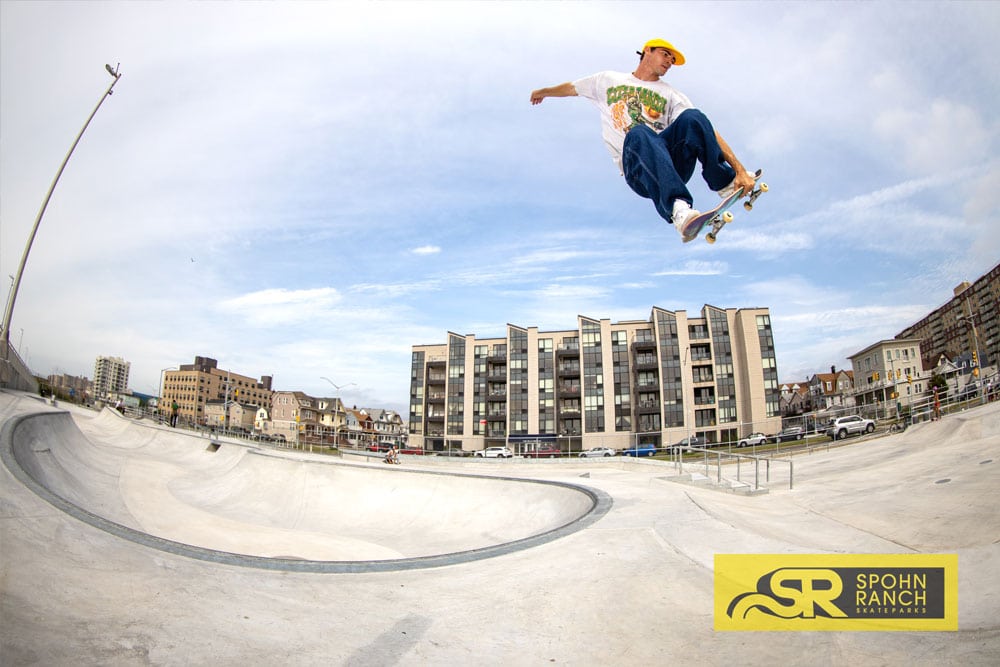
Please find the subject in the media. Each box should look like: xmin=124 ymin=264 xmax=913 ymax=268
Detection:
xmin=1 ymin=389 xmax=998 ymax=665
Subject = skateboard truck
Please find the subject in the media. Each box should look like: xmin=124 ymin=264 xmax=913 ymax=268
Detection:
xmin=705 ymin=177 xmax=769 ymax=244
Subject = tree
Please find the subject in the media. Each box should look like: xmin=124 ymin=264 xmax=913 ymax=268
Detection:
xmin=928 ymin=373 xmax=948 ymax=399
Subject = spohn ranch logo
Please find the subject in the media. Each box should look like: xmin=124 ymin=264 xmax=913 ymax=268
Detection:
xmin=714 ymin=554 xmax=957 ymax=631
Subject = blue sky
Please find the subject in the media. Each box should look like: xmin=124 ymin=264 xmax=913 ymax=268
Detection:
xmin=1 ymin=1 xmax=997 ymax=414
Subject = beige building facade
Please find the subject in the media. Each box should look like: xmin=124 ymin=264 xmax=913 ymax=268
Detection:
xmin=848 ymin=338 xmax=927 ymax=412
xmin=409 ymin=305 xmax=782 ymax=454
xmin=161 ymin=356 xmax=273 ymax=426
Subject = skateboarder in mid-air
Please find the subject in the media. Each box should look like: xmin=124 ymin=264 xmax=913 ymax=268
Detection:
xmin=530 ymin=39 xmax=756 ymax=243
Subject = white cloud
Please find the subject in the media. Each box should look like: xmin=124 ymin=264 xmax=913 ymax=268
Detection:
xmin=874 ymin=99 xmax=991 ymax=173
xmin=411 ymin=245 xmax=441 ymax=255
xmin=655 ymin=261 xmax=728 ymax=276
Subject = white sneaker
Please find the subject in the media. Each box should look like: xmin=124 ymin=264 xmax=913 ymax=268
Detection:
xmin=671 ymin=201 xmax=701 ymax=243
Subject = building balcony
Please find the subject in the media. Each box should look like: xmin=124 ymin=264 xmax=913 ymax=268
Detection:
xmin=633 ymin=356 xmax=658 ymax=370
xmin=635 ymin=400 xmax=661 ymax=415
xmin=631 ymin=337 xmax=656 ymax=352
xmin=556 ymin=345 xmax=580 ymax=358
xmin=558 ymin=384 xmax=581 ymax=396
xmin=557 ymin=363 xmax=581 ymax=377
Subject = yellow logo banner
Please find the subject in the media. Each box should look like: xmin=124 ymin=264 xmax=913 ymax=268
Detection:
xmin=715 ymin=554 xmax=958 ymax=631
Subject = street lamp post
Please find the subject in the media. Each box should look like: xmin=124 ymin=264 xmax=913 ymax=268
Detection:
xmin=1 ymin=65 xmax=123 ymax=376
xmin=320 ymin=376 xmax=356 ymax=448
xmin=957 ymin=313 xmax=986 ymax=406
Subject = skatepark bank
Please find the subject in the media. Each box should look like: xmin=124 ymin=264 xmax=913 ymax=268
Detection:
xmin=1 ymin=390 xmax=998 ymax=665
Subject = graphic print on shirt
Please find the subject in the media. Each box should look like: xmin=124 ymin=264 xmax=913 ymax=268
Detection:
xmin=606 ymin=84 xmax=668 ymax=133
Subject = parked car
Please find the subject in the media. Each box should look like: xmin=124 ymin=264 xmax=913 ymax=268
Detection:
xmin=579 ymin=446 xmax=616 ymax=458
xmin=825 ymin=415 xmax=876 ymax=440
xmin=737 ymin=432 xmax=769 ymax=448
xmin=523 ymin=445 xmax=561 ymax=458
xmin=668 ymin=435 xmax=704 ymax=454
xmin=622 ymin=442 xmax=658 ymax=457
xmin=774 ymin=426 xmax=804 ymax=443
xmin=475 ymin=446 xmax=513 ymax=458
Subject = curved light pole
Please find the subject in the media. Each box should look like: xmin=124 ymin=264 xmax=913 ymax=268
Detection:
xmin=320 ymin=376 xmax=356 ymax=448
xmin=1 ymin=64 xmax=123 ymax=372
xmin=957 ymin=313 xmax=986 ymax=406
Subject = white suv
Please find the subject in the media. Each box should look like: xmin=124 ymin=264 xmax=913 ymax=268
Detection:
xmin=475 ymin=446 xmax=513 ymax=458
xmin=737 ymin=432 xmax=768 ymax=448
xmin=826 ymin=416 xmax=876 ymax=440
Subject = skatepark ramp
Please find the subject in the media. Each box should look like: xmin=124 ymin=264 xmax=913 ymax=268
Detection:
xmin=1 ymin=404 xmax=610 ymax=572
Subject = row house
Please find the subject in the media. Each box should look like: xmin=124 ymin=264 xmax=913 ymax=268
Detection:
xmin=269 ymin=391 xmax=349 ymax=446
xmin=367 ymin=409 xmax=407 ymax=447
xmin=807 ymin=368 xmax=855 ymax=413
xmin=204 ymin=400 xmax=258 ymax=432
xmin=779 ymin=381 xmax=810 ymax=416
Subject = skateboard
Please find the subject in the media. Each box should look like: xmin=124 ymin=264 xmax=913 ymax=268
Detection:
xmin=682 ymin=169 xmax=767 ymax=244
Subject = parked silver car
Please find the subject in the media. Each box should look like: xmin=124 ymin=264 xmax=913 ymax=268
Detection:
xmin=668 ymin=436 xmax=704 ymax=454
xmin=825 ymin=416 xmax=875 ymax=440
xmin=579 ymin=446 xmax=616 ymax=458
xmin=737 ymin=432 xmax=768 ymax=448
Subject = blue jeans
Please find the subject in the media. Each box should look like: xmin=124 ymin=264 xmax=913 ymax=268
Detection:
xmin=622 ymin=109 xmax=736 ymax=223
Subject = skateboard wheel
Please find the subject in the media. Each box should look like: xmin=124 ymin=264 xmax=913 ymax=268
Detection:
xmin=722 ymin=211 xmax=734 ymax=223
xmin=706 ymin=233 xmax=717 ymax=244
xmin=760 ymin=182 xmax=769 ymax=192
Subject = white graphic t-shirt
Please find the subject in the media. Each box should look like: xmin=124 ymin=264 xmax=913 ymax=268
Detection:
xmin=573 ymin=71 xmax=693 ymax=173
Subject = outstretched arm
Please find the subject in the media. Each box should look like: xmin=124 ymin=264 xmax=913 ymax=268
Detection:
xmin=530 ymin=82 xmax=578 ymax=105
xmin=715 ymin=131 xmax=755 ymax=193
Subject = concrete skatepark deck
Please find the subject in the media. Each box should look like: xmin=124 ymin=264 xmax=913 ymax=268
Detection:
xmin=1 ymin=389 xmax=998 ymax=665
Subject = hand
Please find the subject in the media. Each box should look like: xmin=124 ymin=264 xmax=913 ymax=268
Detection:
xmin=530 ymin=89 xmax=546 ymax=105
xmin=734 ymin=170 xmax=756 ymax=195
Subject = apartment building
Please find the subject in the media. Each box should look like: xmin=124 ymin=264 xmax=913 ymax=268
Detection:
xmin=897 ymin=263 xmax=999 ymax=373
xmin=47 ymin=373 xmax=92 ymax=400
xmin=93 ymin=355 xmax=130 ymax=399
xmin=409 ymin=305 xmax=782 ymax=454
xmin=161 ymin=356 xmax=273 ymax=426
xmin=848 ymin=338 xmax=926 ymax=410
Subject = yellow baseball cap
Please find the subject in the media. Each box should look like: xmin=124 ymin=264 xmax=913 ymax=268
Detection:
xmin=640 ymin=38 xmax=686 ymax=66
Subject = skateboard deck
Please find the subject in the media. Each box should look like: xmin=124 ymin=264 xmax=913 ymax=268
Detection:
xmin=681 ymin=169 xmax=767 ymax=243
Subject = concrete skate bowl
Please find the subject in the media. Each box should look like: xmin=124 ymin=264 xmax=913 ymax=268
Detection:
xmin=2 ymin=408 xmax=611 ymax=572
